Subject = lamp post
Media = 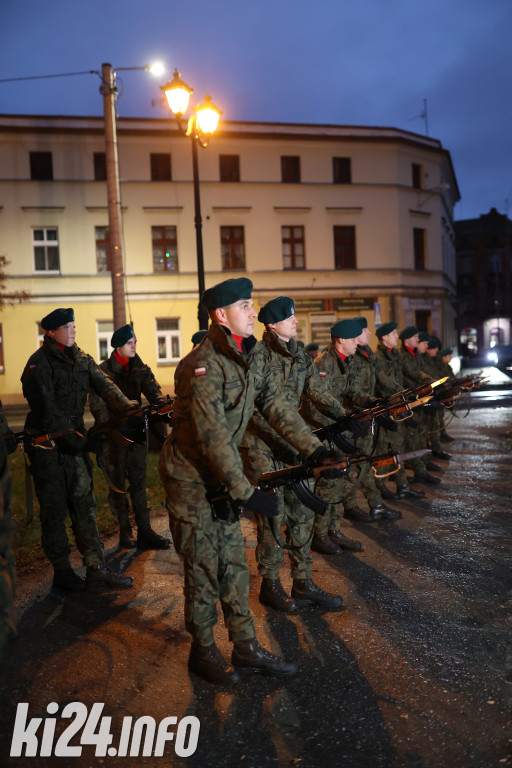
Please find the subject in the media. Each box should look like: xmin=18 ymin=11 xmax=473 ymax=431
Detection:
xmin=160 ymin=70 xmax=222 ymax=330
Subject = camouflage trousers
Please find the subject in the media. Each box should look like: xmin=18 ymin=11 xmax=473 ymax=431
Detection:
xmin=313 ymin=478 xmax=344 ymax=537
xmin=0 ymin=449 xmax=15 ymax=662
xmin=341 ymin=432 xmax=383 ymax=510
xmin=374 ymin=419 xmax=409 ymax=488
xmin=240 ymin=446 xmax=313 ymax=580
xmin=163 ymin=478 xmax=255 ymax=646
xmin=403 ymin=409 xmax=430 ymax=478
xmin=29 ymin=449 xmax=103 ymax=569
xmin=101 ymin=439 xmax=151 ymax=529
xmin=426 ymin=409 xmax=443 ymax=452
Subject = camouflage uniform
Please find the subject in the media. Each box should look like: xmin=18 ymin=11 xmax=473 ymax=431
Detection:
xmin=159 ymin=323 xmax=321 ymax=646
xmin=399 ymin=343 xmax=433 ymax=478
xmin=0 ymin=407 xmax=15 ymax=664
xmin=419 ymin=352 xmax=443 ymax=452
xmin=89 ymin=352 xmax=164 ymax=533
xmin=239 ymin=330 xmax=344 ymax=580
xmin=21 ymin=337 xmax=134 ymax=571
xmin=374 ymin=342 xmax=413 ymax=488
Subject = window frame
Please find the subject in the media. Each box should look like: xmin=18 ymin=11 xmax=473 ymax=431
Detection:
xmin=219 ymin=154 xmax=240 ymax=182
xmin=220 ymin=226 xmax=246 ymax=271
xmin=93 ymin=152 xmax=107 ymax=181
xmin=150 ymin=153 xmax=172 ymax=182
xmin=29 ymin=151 xmax=53 ymax=181
xmin=413 ymin=227 xmax=426 ymax=270
xmin=332 ymin=157 xmax=352 ymax=184
xmin=33 ymin=228 xmax=60 ymax=274
xmin=152 ymin=226 xmax=179 ymax=272
xmin=281 ymin=155 xmax=301 ymax=183
xmin=281 ymin=225 xmax=306 ymax=270
xmin=156 ymin=318 xmax=181 ymax=364
xmin=95 ymin=225 xmax=111 ymax=273
xmin=96 ymin=320 xmax=114 ymax=362
xmin=333 ymin=225 xmax=357 ymax=269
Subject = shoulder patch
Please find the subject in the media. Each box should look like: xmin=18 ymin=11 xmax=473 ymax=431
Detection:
xmin=194 ymin=366 xmax=207 ymax=376
xmin=319 ymin=371 xmax=327 ymax=377
xmin=30 ymin=364 xmax=37 ymax=370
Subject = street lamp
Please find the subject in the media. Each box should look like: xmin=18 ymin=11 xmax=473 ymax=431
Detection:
xmin=160 ymin=69 xmax=222 ymax=330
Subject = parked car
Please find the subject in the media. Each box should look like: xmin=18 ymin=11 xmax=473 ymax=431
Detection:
xmin=486 ymin=344 xmax=512 ymax=373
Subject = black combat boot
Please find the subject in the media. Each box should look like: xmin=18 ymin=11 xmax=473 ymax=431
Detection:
xmin=376 ymin=482 xmax=398 ymax=501
xmin=396 ymin=485 xmax=425 ymax=499
xmin=259 ymin=578 xmax=298 ymax=613
xmin=413 ymin=472 xmax=441 ymax=486
xmin=119 ymin=524 xmax=136 ymax=549
xmin=425 ymin=460 xmax=442 ymax=472
xmin=344 ymin=505 xmax=371 ymax=523
xmin=441 ymin=431 xmax=455 ymax=443
xmin=232 ymin=639 xmax=297 ymax=677
xmin=291 ymin=578 xmax=343 ymax=610
xmin=136 ymin=526 xmax=171 ymax=550
xmin=432 ymin=449 xmax=452 ymax=460
xmin=311 ymin=533 xmax=343 ymax=555
xmin=86 ymin=562 xmax=134 ymax=589
xmin=188 ymin=642 xmax=241 ymax=685
xmin=328 ymin=530 xmax=363 ymax=552
xmin=370 ymin=504 xmax=402 ymax=520
xmin=52 ymin=567 xmax=85 ymax=592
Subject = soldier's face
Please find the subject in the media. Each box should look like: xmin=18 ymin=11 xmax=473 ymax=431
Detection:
xmin=49 ymin=322 xmax=76 ymax=347
xmin=335 ymin=337 xmax=358 ymax=356
xmin=427 ymin=347 xmax=438 ymax=358
xmin=405 ymin=334 xmax=419 ymax=348
xmin=382 ymin=329 xmax=398 ymax=348
xmin=269 ymin=314 xmax=298 ymax=341
xmin=417 ymin=341 xmax=429 ymax=354
xmin=218 ymin=299 xmax=257 ymax=338
xmin=118 ymin=338 xmax=137 ymax=357
xmin=356 ymin=327 xmax=371 ymax=346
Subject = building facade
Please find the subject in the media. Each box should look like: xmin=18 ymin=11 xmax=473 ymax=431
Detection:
xmin=0 ymin=114 xmax=459 ymax=403
xmin=455 ymin=208 xmax=512 ymax=356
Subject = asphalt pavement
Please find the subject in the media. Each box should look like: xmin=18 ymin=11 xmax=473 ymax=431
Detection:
xmin=1 ymin=403 xmax=511 ymax=768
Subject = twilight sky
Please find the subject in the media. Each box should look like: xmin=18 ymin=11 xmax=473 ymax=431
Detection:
xmin=1 ymin=0 xmax=510 ymax=222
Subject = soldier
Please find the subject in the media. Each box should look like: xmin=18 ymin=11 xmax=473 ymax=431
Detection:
xmin=89 ymin=324 xmax=171 ymax=551
xmin=337 ymin=316 xmax=402 ymax=521
xmin=374 ymin=321 xmax=425 ymax=500
xmin=419 ymin=334 xmax=452 ymax=461
xmin=399 ymin=326 xmax=441 ymax=486
xmin=159 ymin=278 xmax=328 ymax=686
xmin=21 ymin=308 xmax=137 ymax=591
xmin=0 ymin=405 xmax=15 ymax=667
xmin=240 ymin=296 xmax=360 ymax=614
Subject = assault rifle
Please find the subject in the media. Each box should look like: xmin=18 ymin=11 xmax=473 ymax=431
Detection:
xmin=257 ymin=448 xmax=431 ymax=514
xmin=382 ymin=377 xmax=449 ymax=406
xmin=431 ymin=373 xmax=489 ymax=408
xmin=90 ymin=395 xmax=174 ymax=448
xmin=4 ymin=427 xmax=76 ymax=452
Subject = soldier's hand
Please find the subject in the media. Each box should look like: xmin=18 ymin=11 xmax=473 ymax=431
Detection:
xmin=306 ymin=445 xmax=344 ymax=478
xmin=430 ymin=399 xmax=445 ymax=411
xmin=407 ymin=417 xmax=418 ymax=428
xmin=338 ymin=416 xmax=369 ymax=438
xmin=242 ymin=489 xmax=279 ymax=518
xmin=125 ymin=400 xmax=141 ymax=417
xmin=376 ymin=414 xmax=398 ymax=432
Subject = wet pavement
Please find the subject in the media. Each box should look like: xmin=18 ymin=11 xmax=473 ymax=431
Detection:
xmin=1 ymin=405 xmax=511 ymax=768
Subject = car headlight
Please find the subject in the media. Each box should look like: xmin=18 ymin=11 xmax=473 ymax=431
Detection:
xmin=487 ymin=351 xmax=498 ymax=364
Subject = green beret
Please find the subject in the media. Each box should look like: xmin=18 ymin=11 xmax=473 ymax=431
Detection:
xmin=297 ymin=340 xmax=304 ymax=348
xmin=428 ymin=336 xmax=442 ymax=350
xmin=399 ymin=325 xmax=419 ymax=341
xmin=111 ymin=324 xmax=135 ymax=348
xmin=41 ymin=307 xmax=74 ymax=331
xmin=191 ymin=330 xmax=208 ymax=345
xmin=305 ymin=342 xmax=319 ymax=352
xmin=352 ymin=316 xmax=367 ymax=329
xmin=376 ymin=321 xmax=398 ymax=339
xmin=439 ymin=347 xmax=452 ymax=356
xmin=331 ymin=318 xmax=362 ymax=339
xmin=258 ymin=296 xmax=295 ymax=324
xmin=202 ymin=278 xmax=253 ymax=309
xmin=418 ymin=331 xmax=430 ymax=343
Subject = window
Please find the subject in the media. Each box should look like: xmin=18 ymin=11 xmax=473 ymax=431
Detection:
xmin=152 ymin=226 xmax=178 ymax=272
xmin=413 ymin=227 xmax=426 ymax=269
xmin=219 ymin=155 xmax=240 ymax=182
xmin=333 ymin=225 xmax=356 ymax=269
xmin=221 ymin=226 xmax=246 ymax=270
xmin=281 ymin=156 xmax=301 ymax=183
xmin=30 ymin=151 xmax=53 ymax=180
xmin=0 ymin=324 xmax=4 ymax=372
xmin=36 ymin=323 xmax=45 ymax=348
xmin=33 ymin=228 xmax=60 ymax=272
xmin=97 ymin=320 xmax=113 ymax=362
xmin=95 ymin=226 xmax=111 ymax=272
xmin=412 ymin=163 xmax=423 ymax=189
xmin=282 ymin=226 xmax=305 ymax=269
xmin=415 ymin=310 xmax=430 ymax=333
xmin=333 ymin=157 xmax=352 ymax=184
xmin=150 ymin=153 xmax=172 ymax=181
xmin=93 ymin=152 xmax=107 ymax=181
xmin=156 ymin=318 xmax=181 ymax=363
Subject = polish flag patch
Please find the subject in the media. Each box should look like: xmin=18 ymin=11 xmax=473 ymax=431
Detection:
xmin=194 ymin=366 xmax=207 ymax=376
xmin=319 ymin=371 xmax=327 ymax=377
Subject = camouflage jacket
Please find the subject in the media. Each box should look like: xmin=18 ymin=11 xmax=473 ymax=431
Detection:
xmin=399 ymin=344 xmax=432 ymax=388
xmin=300 ymin=344 xmax=353 ymax=428
xmin=21 ymin=336 xmax=133 ymax=453
xmin=240 ymin=330 xmax=345 ymax=458
xmin=374 ymin=343 xmax=404 ymax=397
xmin=89 ymin=352 xmax=164 ymax=425
xmin=161 ymin=323 xmax=321 ymax=501
xmin=419 ymin=353 xmax=441 ymax=380
xmin=347 ymin=345 xmax=396 ymax=407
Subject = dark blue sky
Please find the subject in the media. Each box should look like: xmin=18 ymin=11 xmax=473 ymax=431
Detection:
xmin=1 ymin=0 xmax=510 ymax=221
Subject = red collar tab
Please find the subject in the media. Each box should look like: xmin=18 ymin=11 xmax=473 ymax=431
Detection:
xmin=231 ymin=334 xmax=244 ymax=352
xmin=114 ymin=350 xmax=130 ymax=370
